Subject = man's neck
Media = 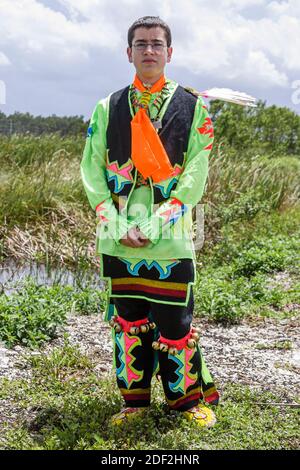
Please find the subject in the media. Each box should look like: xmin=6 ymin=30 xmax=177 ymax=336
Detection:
xmin=136 ymin=73 xmax=165 ymax=87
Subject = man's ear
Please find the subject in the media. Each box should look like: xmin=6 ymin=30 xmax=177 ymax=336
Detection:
xmin=127 ymin=47 xmax=133 ymax=63
xmin=167 ymin=47 xmax=173 ymax=63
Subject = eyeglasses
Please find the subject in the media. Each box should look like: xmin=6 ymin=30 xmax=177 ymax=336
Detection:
xmin=132 ymin=42 xmax=167 ymax=52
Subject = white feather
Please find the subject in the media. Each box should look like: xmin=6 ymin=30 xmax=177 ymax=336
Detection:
xmin=199 ymin=87 xmax=257 ymax=107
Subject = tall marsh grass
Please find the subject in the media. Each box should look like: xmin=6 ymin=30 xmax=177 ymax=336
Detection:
xmin=203 ymin=145 xmax=300 ymax=244
xmin=0 ymin=134 xmax=299 ymax=267
xmin=0 ymin=134 xmax=83 ymax=167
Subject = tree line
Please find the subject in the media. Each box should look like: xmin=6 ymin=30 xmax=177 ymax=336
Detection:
xmin=0 ymin=111 xmax=88 ymax=137
xmin=209 ymin=100 xmax=300 ymax=156
xmin=0 ymin=100 xmax=299 ymax=156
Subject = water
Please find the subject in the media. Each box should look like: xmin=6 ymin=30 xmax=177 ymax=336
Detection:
xmin=0 ymin=258 xmax=104 ymax=293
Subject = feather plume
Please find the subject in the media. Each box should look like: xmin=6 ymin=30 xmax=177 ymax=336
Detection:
xmin=199 ymin=87 xmax=257 ymax=107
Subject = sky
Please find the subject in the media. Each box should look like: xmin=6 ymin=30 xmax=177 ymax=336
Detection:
xmin=0 ymin=0 xmax=300 ymax=119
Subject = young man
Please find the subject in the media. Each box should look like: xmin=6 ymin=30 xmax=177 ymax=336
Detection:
xmin=81 ymin=16 xmax=219 ymax=427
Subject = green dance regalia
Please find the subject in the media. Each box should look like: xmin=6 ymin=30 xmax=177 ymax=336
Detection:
xmin=81 ymin=76 xmax=219 ymax=410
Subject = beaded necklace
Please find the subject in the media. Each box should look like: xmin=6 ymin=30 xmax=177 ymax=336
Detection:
xmin=129 ymin=82 xmax=170 ymax=124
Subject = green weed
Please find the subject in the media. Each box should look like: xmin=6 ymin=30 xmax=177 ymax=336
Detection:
xmin=0 ymin=342 xmax=298 ymax=450
xmin=0 ymin=278 xmax=104 ymax=348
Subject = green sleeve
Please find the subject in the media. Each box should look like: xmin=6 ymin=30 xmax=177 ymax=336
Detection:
xmin=137 ymin=96 xmax=214 ymax=243
xmin=80 ymin=99 xmax=131 ymax=244
xmin=137 ymin=198 xmax=188 ymax=244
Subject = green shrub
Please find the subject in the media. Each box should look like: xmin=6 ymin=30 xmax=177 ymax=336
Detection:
xmin=0 ymin=278 xmax=104 ymax=348
xmin=232 ymin=237 xmax=299 ymax=277
xmin=194 ymin=267 xmax=249 ymax=323
xmin=221 ymin=188 xmax=271 ymax=224
xmin=71 ymin=288 xmax=106 ymax=316
xmin=193 ymin=265 xmax=289 ymax=324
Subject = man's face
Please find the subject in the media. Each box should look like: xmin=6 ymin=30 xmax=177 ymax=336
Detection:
xmin=127 ymin=26 xmax=173 ymax=80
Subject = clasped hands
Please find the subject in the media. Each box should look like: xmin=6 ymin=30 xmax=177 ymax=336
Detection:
xmin=120 ymin=226 xmax=150 ymax=248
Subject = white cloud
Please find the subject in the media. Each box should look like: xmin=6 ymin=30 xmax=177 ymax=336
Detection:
xmin=0 ymin=0 xmax=122 ymax=72
xmin=221 ymin=0 xmax=265 ymax=8
xmin=0 ymin=0 xmax=300 ymax=116
xmin=1 ymin=0 xmax=299 ymax=85
xmin=267 ymin=0 xmax=300 ymax=16
xmin=57 ymin=0 xmax=109 ymax=18
xmin=240 ymin=50 xmax=288 ymax=86
xmin=0 ymin=51 xmax=11 ymax=66
xmin=159 ymin=0 xmax=300 ymax=85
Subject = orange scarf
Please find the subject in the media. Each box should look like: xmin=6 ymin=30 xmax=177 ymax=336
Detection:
xmin=131 ymin=75 xmax=174 ymax=183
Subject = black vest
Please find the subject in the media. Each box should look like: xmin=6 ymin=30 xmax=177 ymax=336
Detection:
xmin=106 ymin=85 xmax=197 ymax=206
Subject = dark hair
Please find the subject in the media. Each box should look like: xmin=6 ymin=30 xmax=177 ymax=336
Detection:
xmin=128 ymin=16 xmax=172 ymax=47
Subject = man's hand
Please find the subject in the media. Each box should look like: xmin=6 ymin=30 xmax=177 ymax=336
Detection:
xmin=120 ymin=226 xmax=150 ymax=248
